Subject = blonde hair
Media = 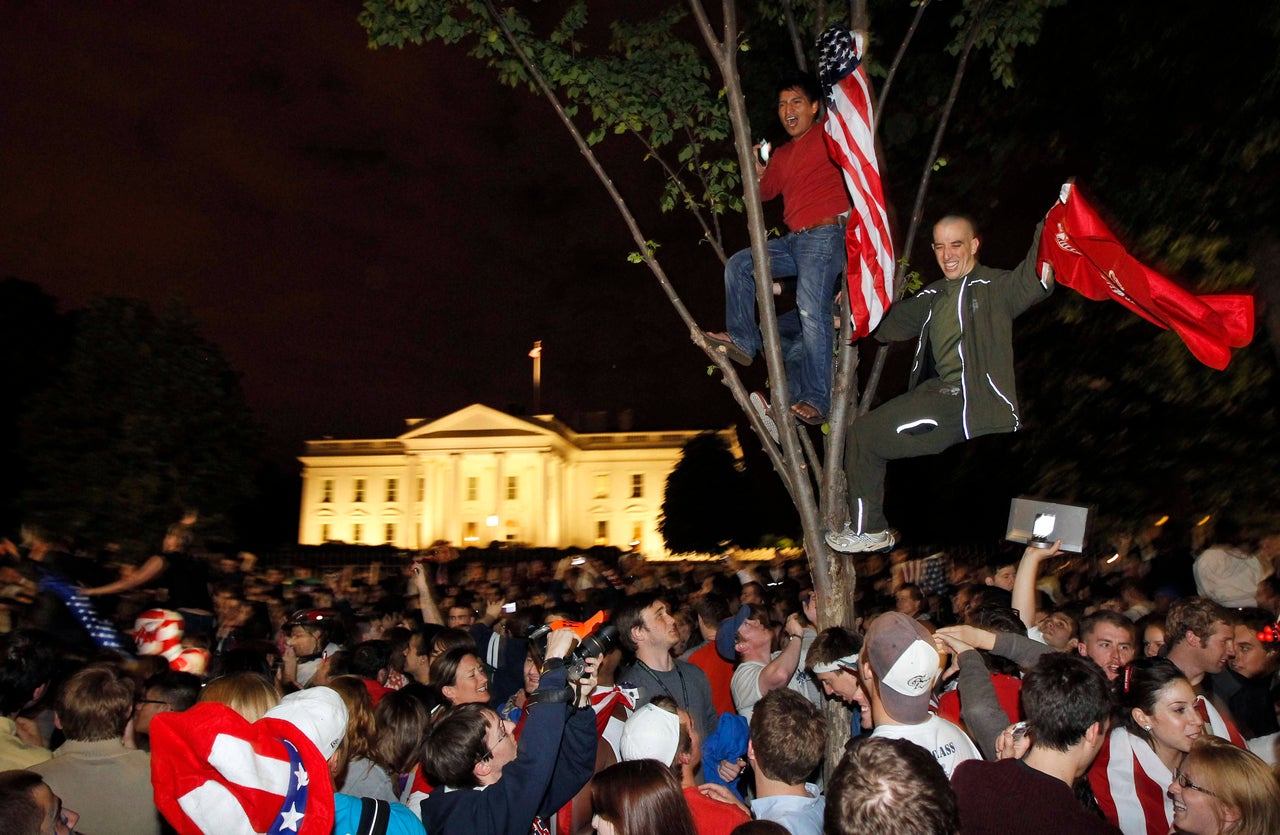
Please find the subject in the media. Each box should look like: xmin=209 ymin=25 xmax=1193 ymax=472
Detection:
xmin=200 ymin=673 xmax=281 ymax=723
xmin=1185 ymin=736 xmax=1280 ymax=835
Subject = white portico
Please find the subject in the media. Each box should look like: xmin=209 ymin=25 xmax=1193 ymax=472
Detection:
xmin=297 ymin=404 xmax=739 ymax=555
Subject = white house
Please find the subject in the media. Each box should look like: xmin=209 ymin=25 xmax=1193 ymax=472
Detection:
xmin=297 ymin=403 xmax=740 ymax=555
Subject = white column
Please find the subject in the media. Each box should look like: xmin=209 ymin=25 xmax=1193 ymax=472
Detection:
xmin=448 ymin=453 xmax=461 ymax=544
xmin=297 ymin=468 xmax=311 ymax=544
xmin=534 ymin=450 xmax=548 ymax=546
xmin=549 ymin=454 xmax=564 ymax=545
xmin=493 ymin=451 xmax=506 ymax=536
xmin=425 ymin=456 xmax=440 ymax=545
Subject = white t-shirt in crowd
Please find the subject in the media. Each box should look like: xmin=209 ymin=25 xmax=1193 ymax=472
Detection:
xmin=870 ymin=713 xmax=980 ymax=777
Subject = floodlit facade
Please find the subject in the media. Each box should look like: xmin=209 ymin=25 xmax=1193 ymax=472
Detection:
xmin=297 ymin=403 xmax=740 ymax=555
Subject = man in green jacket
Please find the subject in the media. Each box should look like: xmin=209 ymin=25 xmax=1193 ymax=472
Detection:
xmin=827 ymin=212 xmax=1054 ymax=553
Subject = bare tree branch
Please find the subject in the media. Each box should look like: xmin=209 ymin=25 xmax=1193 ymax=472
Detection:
xmin=824 ymin=292 xmax=857 ymax=523
xmin=848 ymin=0 xmax=867 ymax=32
xmin=798 ymin=421 xmax=823 ymax=487
xmin=781 ymin=0 xmax=808 ymax=71
xmin=875 ymin=0 xmax=931 ymax=121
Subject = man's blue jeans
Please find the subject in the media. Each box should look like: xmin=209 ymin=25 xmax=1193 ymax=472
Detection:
xmin=723 ymin=225 xmax=844 ymax=416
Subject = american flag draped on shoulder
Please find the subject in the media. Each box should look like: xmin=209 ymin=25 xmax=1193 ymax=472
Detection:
xmin=818 ymin=26 xmax=895 ymax=339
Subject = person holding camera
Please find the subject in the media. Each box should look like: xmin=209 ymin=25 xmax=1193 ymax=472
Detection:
xmin=419 ymin=627 xmax=601 ymax=835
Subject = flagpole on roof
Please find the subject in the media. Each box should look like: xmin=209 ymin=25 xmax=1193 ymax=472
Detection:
xmin=529 ymin=340 xmax=542 ymax=413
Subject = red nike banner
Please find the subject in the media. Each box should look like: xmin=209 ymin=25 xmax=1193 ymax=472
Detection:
xmin=1038 ymin=185 xmax=1254 ymax=370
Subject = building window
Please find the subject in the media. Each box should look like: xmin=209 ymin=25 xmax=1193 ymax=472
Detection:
xmin=466 ymin=477 xmax=478 ymax=502
xmin=385 ymin=523 xmax=396 ymax=544
xmin=321 ymin=479 xmax=333 ymax=503
xmin=352 ymin=523 xmax=363 ymax=543
xmin=630 ymin=473 xmax=644 ymax=498
xmin=386 ymin=478 xmax=398 ymax=502
xmin=464 ymin=521 xmax=479 ymax=542
xmin=416 ymin=478 xmax=424 ymax=502
xmin=320 ymin=523 xmax=330 ymax=541
xmin=593 ymin=473 xmax=609 ymax=499
xmin=506 ymin=476 xmax=518 ymax=501
xmin=631 ymin=522 xmax=643 ymax=545
xmin=595 ymin=520 xmax=608 ymax=544
xmin=354 ymin=479 xmax=366 ymax=503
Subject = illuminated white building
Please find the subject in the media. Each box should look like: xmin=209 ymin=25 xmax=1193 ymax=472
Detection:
xmin=297 ymin=403 xmax=740 ymax=555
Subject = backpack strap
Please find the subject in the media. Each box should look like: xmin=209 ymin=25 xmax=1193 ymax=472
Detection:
xmin=356 ymin=797 xmax=392 ymax=835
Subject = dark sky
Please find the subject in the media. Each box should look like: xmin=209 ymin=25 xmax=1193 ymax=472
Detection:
xmin=0 ymin=2 xmax=737 ymax=461
xmin=1 ymin=2 xmax=1269 ymax=482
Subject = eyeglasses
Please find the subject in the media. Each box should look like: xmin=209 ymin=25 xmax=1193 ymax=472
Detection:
xmin=478 ymin=720 xmax=510 ymax=763
xmin=1174 ymin=769 xmax=1218 ymax=798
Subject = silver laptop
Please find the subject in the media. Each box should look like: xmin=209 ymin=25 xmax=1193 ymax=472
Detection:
xmin=1005 ymin=497 xmax=1091 ymax=553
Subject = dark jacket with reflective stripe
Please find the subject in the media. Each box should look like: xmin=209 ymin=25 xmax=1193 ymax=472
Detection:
xmin=875 ymin=222 xmax=1052 ymax=439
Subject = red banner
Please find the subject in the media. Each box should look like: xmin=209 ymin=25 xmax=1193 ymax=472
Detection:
xmin=1038 ymin=186 xmax=1253 ymax=370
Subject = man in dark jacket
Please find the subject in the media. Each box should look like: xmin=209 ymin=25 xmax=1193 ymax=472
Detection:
xmin=420 ymin=628 xmax=599 ymax=835
xmin=827 ymin=212 xmax=1054 ymax=553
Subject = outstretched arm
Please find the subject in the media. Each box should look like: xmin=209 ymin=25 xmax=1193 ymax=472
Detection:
xmin=936 ymin=630 xmax=1003 ymax=761
xmin=1003 ymin=211 xmax=1055 ymax=317
xmin=81 ymin=554 xmax=166 ymax=596
xmin=1012 ymin=540 xmax=1062 ymax=629
xmin=757 ymin=614 xmax=806 ymax=694
xmin=411 ymin=562 xmax=444 ymax=626
xmin=935 ymin=624 xmax=1054 ymax=670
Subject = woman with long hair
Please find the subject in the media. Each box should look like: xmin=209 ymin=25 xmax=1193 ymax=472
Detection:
xmin=327 ymin=674 xmax=399 ymax=803
xmin=1167 ymin=736 xmax=1280 ymax=835
xmin=373 ymin=689 xmax=433 ymax=807
xmin=1088 ymin=658 xmax=1211 ymax=834
xmin=591 ymin=759 xmax=697 ymax=835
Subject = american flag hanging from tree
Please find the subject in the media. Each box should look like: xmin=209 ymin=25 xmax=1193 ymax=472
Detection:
xmin=818 ymin=26 xmax=895 ymax=339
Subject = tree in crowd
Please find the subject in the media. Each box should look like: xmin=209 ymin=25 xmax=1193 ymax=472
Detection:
xmin=357 ymin=0 xmax=1069 ymax=631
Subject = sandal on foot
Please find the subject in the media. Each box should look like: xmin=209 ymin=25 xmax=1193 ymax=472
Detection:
xmin=790 ymin=402 xmax=824 ymax=426
xmin=704 ymin=332 xmax=752 ymax=366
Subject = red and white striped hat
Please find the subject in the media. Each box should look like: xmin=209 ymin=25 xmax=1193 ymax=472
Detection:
xmin=134 ymin=608 xmax=184 ymax=662
xmin=150 ymin=687 xmax=348 ymax=835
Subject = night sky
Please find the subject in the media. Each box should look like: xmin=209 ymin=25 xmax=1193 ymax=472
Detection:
xmin=1 ymin=1 xmax=1269 ymax=489
xmin=1 ymin=1 xmax=734 ymax=463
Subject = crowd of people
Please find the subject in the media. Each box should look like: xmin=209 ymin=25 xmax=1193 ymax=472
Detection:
xmin=2 ymin=515 xmax=1280 ymax=835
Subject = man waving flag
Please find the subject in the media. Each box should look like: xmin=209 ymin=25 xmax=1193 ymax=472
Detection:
xmin=1038 ymin=183 xmax=1254 ymax=370
xmin=818 ymin=26 xmax=895 ymax=340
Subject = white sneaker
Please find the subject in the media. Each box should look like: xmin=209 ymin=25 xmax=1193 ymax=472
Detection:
xmin=750 ymin=391 xmax=779 ymax=445
xmin=825 ymin=525 xmax=896 ymax=554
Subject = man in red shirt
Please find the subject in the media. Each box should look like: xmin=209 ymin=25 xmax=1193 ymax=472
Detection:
xmin=706 ymin=69 xmax=849 ymax=426
xmin=685 ymin=594 xmax=735 ymax=716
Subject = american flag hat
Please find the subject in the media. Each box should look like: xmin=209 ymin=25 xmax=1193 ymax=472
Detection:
xmin=133 ymin=607 xmax=185 ymax=662
xmin=150 ymin=687 xmax=348 ymax=835
xmin=172 ymin=646 xmax=211 ymax=675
